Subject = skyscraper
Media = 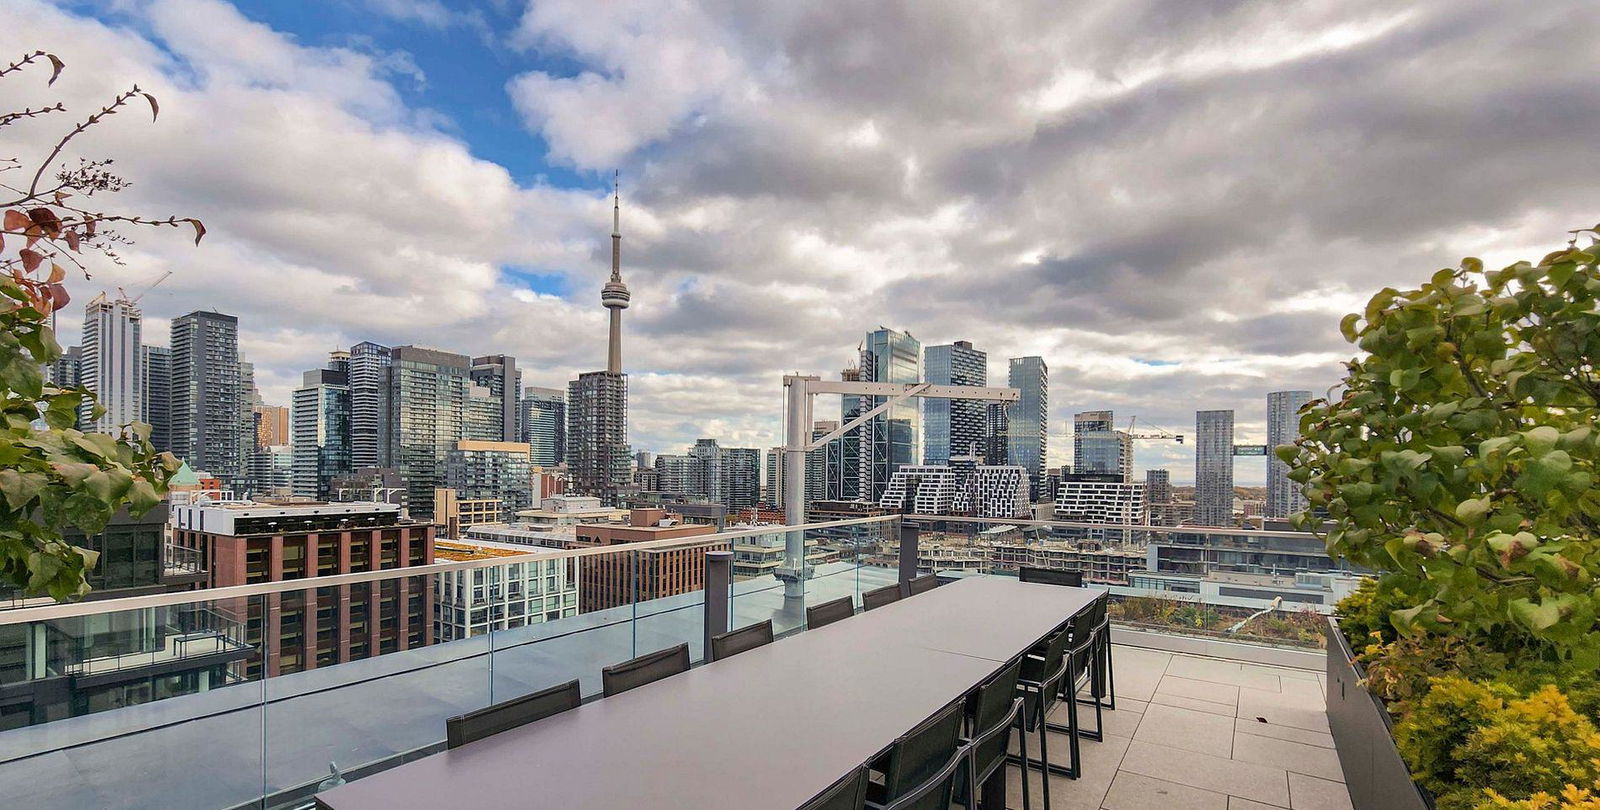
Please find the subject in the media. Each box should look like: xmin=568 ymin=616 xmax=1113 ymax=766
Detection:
xmin=386 ymin=345 xmax=472 ymax=518
xmin=859 ymin=328 xmax=921 ymax=502
xmin=254 ymin=404 xmax=290 ymax=447
xmin=171 ymin=311 xmax=243 ymax=489
xmin=292 ymin=357 xmax=352 ymax=499
xmin=1006 ymin=356 xmax=1048 ymax=501
xmin=139 ymin=345 xmax=171 ymax=453
xmin=348 ymin=341 xmax=392 ymax=469
xmin=79 ymin=294 xmax=143 ymax=434
xmin=444 ymin=440 xmax=534 ymax=519
xmin=831 ymin=366 xmax=862 ymax=501
xmin=521 ymin=386 xmax=565 ymax=467
xmin=469 ymin=354 xmax=520 ymax=442
xmin=1267 ymin=390 xmax=1313 ymax=518
xmin=567 ymin=179 xmax=631 ymax=503
xmin=923 ymin=340 xmax=987 ymax=466
xmin=46 ymin=344 xmax=82 ymax=391
xmin=1195 ymin=409 xmax=1235 ymax=526
xmin=1073 ymin=410 xmax=1133 ymax=481
xmin=985 ymin=402 xmax=1009 ymax=465
xmin=721 ymin=447 xmax=761 ymax=510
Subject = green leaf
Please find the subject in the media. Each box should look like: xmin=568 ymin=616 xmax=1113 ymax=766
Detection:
xmin=1455 ymin=497 xmax=1491 ymax=525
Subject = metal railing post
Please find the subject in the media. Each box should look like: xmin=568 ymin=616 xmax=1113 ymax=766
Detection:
xmin=704 ymin=550 xmax=732 ymax=660
xmin=898 ymin=519 xmax=919 ymax=594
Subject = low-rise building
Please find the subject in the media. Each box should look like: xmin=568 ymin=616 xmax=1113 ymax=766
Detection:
xmin=432 ymin=539 xmax=579 ymax=641
xmin=571 ymin=508 xmax=725 ymax=611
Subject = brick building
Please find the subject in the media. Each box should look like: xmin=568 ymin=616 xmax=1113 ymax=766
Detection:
xmin=169 ymin=501 xmax=435 ymax=678
xmin=571 ymin=508 xmax=723 ymax=612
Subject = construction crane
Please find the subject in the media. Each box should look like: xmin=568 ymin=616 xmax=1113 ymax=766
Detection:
xmin=1126 ymin=416 xmax=1184 ymax=444
xmin=116 ymin=269 xmax=172 ymax=304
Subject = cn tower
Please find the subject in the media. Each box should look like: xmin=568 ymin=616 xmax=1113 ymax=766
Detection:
xmin=600 ymin=171 xmax=630 ymax=374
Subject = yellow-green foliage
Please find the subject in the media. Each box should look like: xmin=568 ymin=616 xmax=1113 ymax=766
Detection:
xmin=1477 ymin=782 xmax=1600 ymax=809
xmin=1396 ymin=677 xmax=1600 ymax=810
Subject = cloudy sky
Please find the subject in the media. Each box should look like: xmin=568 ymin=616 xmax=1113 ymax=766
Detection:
xmin=7 ymin=0 xmax=1597 ymax=484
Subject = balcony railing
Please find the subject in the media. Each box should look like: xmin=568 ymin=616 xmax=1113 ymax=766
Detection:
xmin=0 ymin=511 xmax=1342 ymax=810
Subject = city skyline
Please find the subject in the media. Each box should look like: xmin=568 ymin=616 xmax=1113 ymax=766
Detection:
xmin=12 ymin=1 xmax=1591 ymax=483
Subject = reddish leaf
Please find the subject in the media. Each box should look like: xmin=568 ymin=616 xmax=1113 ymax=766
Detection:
xmin=47 ymin=263 xmax=65 ymax=284
xmin=47 ymin=283 xmax=70 ymax=312
xmin=46 ymin=54 xmax=64 ymax=86
xmin=188 ymin=218 xmax=206 ymax=245
xmin=27 ymin=208 xmax=61 ymax=237
xmin=142 ymin=93 xmax=159 ymax=122
xmin=19 ymin=248 xmax=42 ymax=273
xmin=84 ymin=217 xmax=97 ymax=237
xmin=64 ymin=229 xmax=79 ymax=252
xmin=3 ymin=209 xmax=29 ymax=233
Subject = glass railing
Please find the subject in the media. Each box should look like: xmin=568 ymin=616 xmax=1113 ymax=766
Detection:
xmin=0 ymin=513 xmax=902 ymax=810
xmin=901 ymin=513 xmax=1359 ymax=651
xmin=724 ymin=515 xmax=903 ymax=637
xmin=0 ymin=508 xmax=1346 ymax=809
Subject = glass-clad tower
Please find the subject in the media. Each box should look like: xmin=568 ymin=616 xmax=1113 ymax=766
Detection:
xmin=1007 ymin=356 xmax=1048 ymax=501
xmin=923 ymin=340 xmax=987 ymax=466
xmin=859 ymin=328 xmax=921 ymax=503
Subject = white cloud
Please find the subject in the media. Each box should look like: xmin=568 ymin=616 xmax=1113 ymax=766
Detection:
xmin=7 ymin=0 xmax=1599 ymax=483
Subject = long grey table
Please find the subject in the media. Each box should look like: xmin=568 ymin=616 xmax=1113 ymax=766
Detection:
xmin=316 ymin=576 xmax=1098 ymax=810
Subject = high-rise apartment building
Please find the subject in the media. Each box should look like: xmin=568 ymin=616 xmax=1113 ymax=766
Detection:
xmin=1073 ymin=410 xmax=1133 ymax=481
xmin=45 ymin=343 xmax=82 ymax=391
xmin=521 ymin=386 xmax=565 ymax=467
xmin=348 ymin=341 xmax=392 ymax=469
xmin=721 ymin=447 xmax=760 ymax=510
xmin=444 ymin=440 xmax=534 ymax=520
xmin=688 ymin=438 xmax=723 ymax=503
xmin=1195 ymin=409 xmax=1235 ymax=526
xmin=923 ymin=340 xmax=988 ymax=466
xmin=386 ymin=345 xmax=472 ymax=519
xmin=809 ymin=420 xmax=834 ymax=506
xmin=1006 ymin=357 xmax=1048 ymax=501
xmin=653 ymin=454 xmax=696 ymax=495
xmin=292 ymin=360 xmax=352 ymax=499
xmin=1267 ymin=390 xmax=1313 ymax=518
xmin=469 ymin=355 xmax=520 ymax=442
xmin=764 ymin=447 xmax=784 ymax=507
xmin=1145 ymin=468 xmax=1172 ymax=505
xmin=79 ymin=294 xmax=143 ymax=434
xmin=171 ymin=311 xmax=243 ymax=489
xmin=985 ymin=402 xmax=1009 ymax=465
xmin=139 ymin=345 xmax=171 ymax=453
xmin=568 ymin=181 xmax=631 ymax=504
xmin=859 ymin=328 xmax=921 ymax=502
xmin=830 ymin=367 xmax=863 ymax=501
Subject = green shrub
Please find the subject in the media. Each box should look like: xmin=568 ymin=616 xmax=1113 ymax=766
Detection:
xmin=1396 ymin=676 xmax=1600 ymax=810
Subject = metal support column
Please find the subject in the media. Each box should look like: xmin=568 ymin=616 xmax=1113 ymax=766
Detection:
xmin=704 ymin=550 xmax=732 ymax=658
xmin=780 ymin=375 xmax=817 ymax=602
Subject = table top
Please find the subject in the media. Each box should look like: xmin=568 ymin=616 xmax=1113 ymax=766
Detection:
xmin=316 ymin=576 xmax=1097 ymax=810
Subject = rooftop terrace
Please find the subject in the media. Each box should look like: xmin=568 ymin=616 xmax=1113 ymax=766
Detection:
xmin=0 ymin=515 xmax=1357 ymax=810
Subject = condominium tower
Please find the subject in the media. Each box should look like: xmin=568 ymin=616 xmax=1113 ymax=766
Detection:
xmin=1073 ymin=410 xmax=1133 ymax=481
xmin=1267 ymin=390 xmax=1313 ymax=518
xmin=858 ymin=328 xmax=921 ymax=502
xmin=1195 ymin=409 xmax=1235 ymax=526
xmin=521 ymin=386 xmax=565 ymax=467
xmin=170 ymin=310 xmax=244 ymax=489
xmin=923 ymin=340 xmax=987 ymax=466
xmin=79 ymin=294 xmax=143 ymax=434
xmin=1006 ymin=357 xmax=1049 ymax=501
